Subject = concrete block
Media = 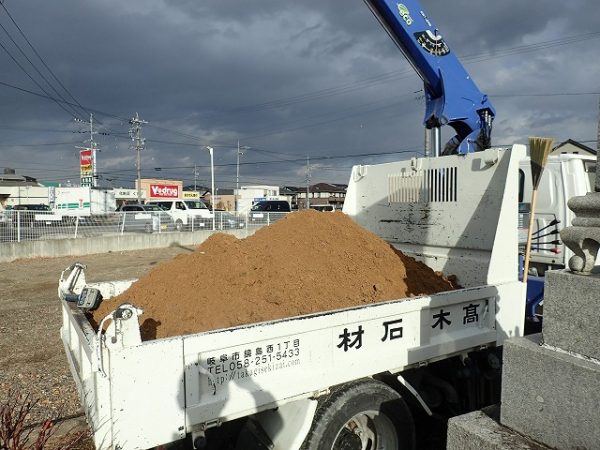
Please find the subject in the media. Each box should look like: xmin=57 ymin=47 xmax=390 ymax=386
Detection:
xmin=447 ymin=406 xmax=550 ymax=450
xmin=501 ymin=333 xmax=600 ymax=450
xmin=543 ymin=270 xmax=600 ymax=360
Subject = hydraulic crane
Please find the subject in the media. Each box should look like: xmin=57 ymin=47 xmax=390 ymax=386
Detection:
xmin=363 ymin=0 xmax=496 ymax=155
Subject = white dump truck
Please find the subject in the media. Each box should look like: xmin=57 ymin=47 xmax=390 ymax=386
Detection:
xmin=59 ymin=146 xmax=526 ymax=449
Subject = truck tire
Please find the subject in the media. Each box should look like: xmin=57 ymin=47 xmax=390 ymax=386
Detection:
xmin=144 ymin=222 xmax=153 ymax=233
xmin=175 ymin=219 xmax=184 ymax=231
xmin=302 ymin=379 xmax=415 ymax=450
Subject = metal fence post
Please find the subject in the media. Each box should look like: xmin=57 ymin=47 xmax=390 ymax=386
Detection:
xmin=74 ymin=216 xmax=79 ymax=238
xmin=17 ymin=211 xmax=21 ymax=243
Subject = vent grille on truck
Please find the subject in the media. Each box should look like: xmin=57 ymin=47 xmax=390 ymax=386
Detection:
xmin=388 ymin=167 xmax=458 ymax=203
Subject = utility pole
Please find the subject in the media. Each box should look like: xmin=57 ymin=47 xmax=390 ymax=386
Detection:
xmin=236 ymin=140 xmax=244 ymax=192
xmin=205 ymin=146 xmax=216 ymax=231
xmin=89 ymin=114 xmax=98 ymax=187
xmin=129 ymin=113 xmax=148 ymax=204
xmin=596 ymin=96 xmax=600 ymax=192
xmin=194 ymin=164 xmax=198 ymax=191
xmin=236 ymin=142 xmax=250 ymax=212
xmin=306 ymin=155 xmax=311 ymax=209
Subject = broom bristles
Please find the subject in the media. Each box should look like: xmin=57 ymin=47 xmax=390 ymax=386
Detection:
xmin=529 ymin=136 xmax=554 ymax=189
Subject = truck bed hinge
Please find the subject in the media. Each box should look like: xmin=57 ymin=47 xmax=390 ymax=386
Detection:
xmin=311 ymin=388 xmax=330 ymax=399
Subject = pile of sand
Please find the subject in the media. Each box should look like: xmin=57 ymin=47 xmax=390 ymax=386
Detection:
xmin=91 ymin=210 xmax=456 ymax=340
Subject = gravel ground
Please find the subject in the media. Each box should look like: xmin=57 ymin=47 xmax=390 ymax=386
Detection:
xmin=0 ymin=246 xmax=192 ymax=434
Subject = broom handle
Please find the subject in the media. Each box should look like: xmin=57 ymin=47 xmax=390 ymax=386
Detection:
xmin=522 ymin=188 xmax=539 ymax=284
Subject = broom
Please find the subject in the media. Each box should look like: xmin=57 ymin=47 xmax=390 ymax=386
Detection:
xmin=522 ymin=136 xmax=554 ymax=284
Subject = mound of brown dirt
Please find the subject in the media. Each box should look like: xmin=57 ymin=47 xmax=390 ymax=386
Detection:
xmin=91 ymin=210 xmax=455 ymax=340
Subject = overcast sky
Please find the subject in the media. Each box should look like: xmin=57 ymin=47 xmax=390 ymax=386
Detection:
xmin=0 ymin=0 xmax=599 ymax=190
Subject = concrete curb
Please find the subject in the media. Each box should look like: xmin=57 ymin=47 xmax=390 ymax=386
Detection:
xmin=0 ymin=228 xmax=257 ymax=262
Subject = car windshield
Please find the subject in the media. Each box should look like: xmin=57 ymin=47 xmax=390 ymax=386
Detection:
xmin=251 ymin=202 xmax=266 ymax=211
xmin=185 ymin=201 xmax=208 ymax=209
xmin=142 ymin=205 xmax=163 ymax=211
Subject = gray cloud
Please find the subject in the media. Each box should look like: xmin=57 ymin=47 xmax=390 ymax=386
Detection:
xmin=0 ymin=0 xmax=598 ymax=189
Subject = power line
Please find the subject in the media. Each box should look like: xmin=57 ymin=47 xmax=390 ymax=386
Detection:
xmin=192 ymin=31 xmax=600 ymax=121
xmin=491 ymin=92 xmax=600 ymax=98
xmin=0 ymin=38 xmax=81 ymax=120
xmin=0 ymin=140 xmax=80 ymax=147
xmin=0 ymin=2 xmax=91 ymax=120
xmin=1 ymin=29 xmax=599 ymax=147
xmin=0 ymin=18 xmax=84 ymax=120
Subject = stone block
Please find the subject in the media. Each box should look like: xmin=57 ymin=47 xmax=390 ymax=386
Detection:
xmin=501 ymin=333 xmax=600 ymax=450
xmin=447 ymin=405 xmax=550 ymax=450
xmin=543 ymin=270 xmax=600 ymax=360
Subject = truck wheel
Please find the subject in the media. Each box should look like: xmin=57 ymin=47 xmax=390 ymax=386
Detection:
xmin=302 ymin=379 xmax=415 ymax=450
xmin=144 ymin=223 xmax=153 ymax=233
xmin=175 ymin=219 xmax=183 ymax=231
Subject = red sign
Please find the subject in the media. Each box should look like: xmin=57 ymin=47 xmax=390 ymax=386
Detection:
xmin=80 ymin=149 xmax=93 ymax=182
xmin=150 ymin=184 xmax=179 ymax=198
xmin=80 ymin=149 xmax=93 ymax=166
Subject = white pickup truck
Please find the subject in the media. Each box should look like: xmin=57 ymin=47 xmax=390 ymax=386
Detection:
xmin=59 ymin=146 xmax=526 ymax=450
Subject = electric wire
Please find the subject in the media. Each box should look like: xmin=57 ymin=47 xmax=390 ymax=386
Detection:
xmin=0 ymin=38 xmax=81 ymax=120
xmin=0 ymin=2 xmax=92 ymax=120
xmin=0 ymin=19 xmax=84 ymax=120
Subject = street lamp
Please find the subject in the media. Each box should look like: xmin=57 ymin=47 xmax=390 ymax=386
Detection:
xmin=205 ymin=146 xmax=215 ymax=231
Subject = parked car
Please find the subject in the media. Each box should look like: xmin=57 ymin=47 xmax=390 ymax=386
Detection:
xmin=11 ymin=204 xmax=62 ymax=227
xmin=146 ymin=200 xmax=213 ymax=231
xmin=215 ymin=210 xmax=246 ymax=230
xmin=117 ymin=204 xmax=174 ymax=233
xmin=310 ymin=204 xmax=336 ymax=212
xmin=249 ymin=200 xmax=291 ymax=224
xmin=0 ymin=207 xmax=7 ymax=226
xmin=250 ymin=200 xmax=291 ymax=212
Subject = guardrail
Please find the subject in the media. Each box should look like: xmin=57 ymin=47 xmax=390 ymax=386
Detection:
xmin=0 ymin=210 xmax=290 ymax=243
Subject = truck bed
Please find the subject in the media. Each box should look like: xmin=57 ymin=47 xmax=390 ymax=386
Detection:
xmin=61 ymin=147 xmax=527 ymax=449
xmin=60 ymin=276 xmax=523 ymax=449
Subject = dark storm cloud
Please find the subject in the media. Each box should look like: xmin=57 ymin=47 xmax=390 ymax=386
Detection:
xmin=0 ymin=0 xmax=598 ymax=188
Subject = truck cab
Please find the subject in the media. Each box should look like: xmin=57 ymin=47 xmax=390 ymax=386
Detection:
xmin=519 ymin=153 xmax=595 ymax=275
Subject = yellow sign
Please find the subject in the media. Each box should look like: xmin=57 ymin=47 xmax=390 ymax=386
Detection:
xmin=183 ymin=191 xmax=199 ymax=199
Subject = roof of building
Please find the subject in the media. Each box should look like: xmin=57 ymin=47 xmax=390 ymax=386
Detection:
xmin=281 ymin=183 xmax=348 ymax=194
xmin=0 ymin=173 xmax=41 ymax=187
xmin=311 ymin=183 xmax=348 ymax=193
xmin=553 ymin=139 xmax=596 ymax=155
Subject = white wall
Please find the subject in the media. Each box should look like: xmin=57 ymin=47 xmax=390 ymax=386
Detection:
xmin=1 ymin=186 xmax=49 ymax=207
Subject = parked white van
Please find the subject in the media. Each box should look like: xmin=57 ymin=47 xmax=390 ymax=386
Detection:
xmin=146 ymin=199 xmax=213 ymax=231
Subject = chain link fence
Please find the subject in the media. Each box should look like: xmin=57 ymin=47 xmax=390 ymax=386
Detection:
xmin=0 ymin=210 xmax=290 ymax=243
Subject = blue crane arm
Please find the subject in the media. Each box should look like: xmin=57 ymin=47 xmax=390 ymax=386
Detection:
xmin=363 ymin=0 xmax=495 ymax=154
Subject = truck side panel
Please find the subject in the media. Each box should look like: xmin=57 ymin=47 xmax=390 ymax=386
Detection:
xmin=108 ymin=341 xmax=186 ymax=449
xmin=181 ymin=284 xmax=512 ymax=427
